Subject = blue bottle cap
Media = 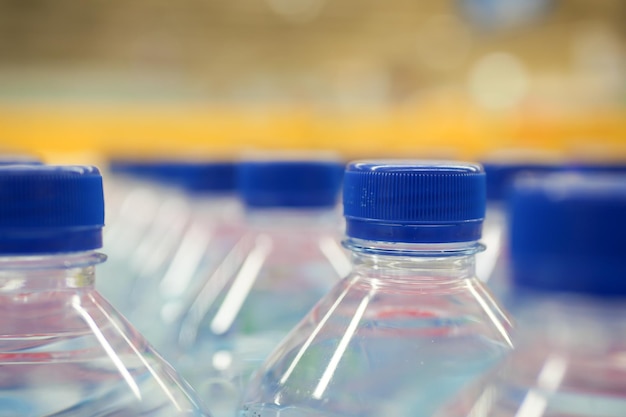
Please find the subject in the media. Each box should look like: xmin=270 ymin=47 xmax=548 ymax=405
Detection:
xmin=510 ymin=173 xmax=626 ymax=296
xmin=0 ymin=165 xmax=104 ymax=254
xmin=343 ymin=161 xmax=486 ymax=243
xmin=238 ymin=160 xmax=344 ymax=208
xmin=482 ymin=161 xmax=561 ymax=202
xmin=108 ymin=159 xmax=156 ymax=179
xmin=108 ymin=159 xmax=179 ymax=183
xmin=108 ymin=159 xmax=175 ymax=183
xmin=109 ymin=159 xmax=236 ymax=193
xmin=172 ymin=162 xmax=236 ymax=194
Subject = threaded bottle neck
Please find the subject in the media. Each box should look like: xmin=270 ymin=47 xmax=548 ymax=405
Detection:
xmin=0 ymin=251 xmax=105 ymax=291
xmin=345 ymin=238 xmax=482 ymax=282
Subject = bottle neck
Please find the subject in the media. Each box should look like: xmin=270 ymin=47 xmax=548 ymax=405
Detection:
xmin=345 ymin=238 xmax=483 ymax=282
xmin=0 ymin=251 xmax=105 ymax=292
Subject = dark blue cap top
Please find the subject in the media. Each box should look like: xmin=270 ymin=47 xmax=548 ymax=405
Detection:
xmin=108 ymin=159 xmax=159 ymax=180
xmin=109 ymin=159 xmax=236 ymax=193
xmin=109 ymin=159 xmax=179 ymax=182
xmin=482 ymin=161 xmax=561 ymax=202
xmin=238 ymin=160 xmax=344 ymax=208
xmin=343 ymin=161 xmax=486 ymax=243
xmin=0 ymin=165 xmax=104 ymax=254
xmin=171 ymin=162 xmax=236 ymax=194
xmin=510 ymin=173 xmax=626 ymax=297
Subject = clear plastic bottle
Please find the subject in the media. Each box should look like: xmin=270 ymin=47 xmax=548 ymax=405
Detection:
xmin=174 ymin=159 xmax=347 ymax=417
xmin=127 ymin=161 xmax=242 ymax=355
xmin=100 ymin=159 xmax=159 ymax=241
xmin=478 ymin=161 xmax=560 ymax=298
xmin=435 ymin=173 xmax=626 ymax=417
xmin=0 ymin=164 xmax=211 ymax=416
xmin=99 ymin=159 xmax=193 ymax=313
xmin=240 ymin=161 xmax=513 ymax=417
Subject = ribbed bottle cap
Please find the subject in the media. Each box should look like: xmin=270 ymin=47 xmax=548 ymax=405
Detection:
xmin=482 ymin=161 xmax=561 ymax=202
xmin=510 ymin=173 xmax=626 ymax=296
xmin=343 ymin=161 xmax=486 ymax=243
xmin=0 ymin=165 xmax=104 ymax=254
xmin=238 ymin=160 xmax=344 ymax=208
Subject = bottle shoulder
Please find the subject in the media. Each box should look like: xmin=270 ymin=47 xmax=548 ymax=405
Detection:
xmin=511 ymin=293 xmax=626 ymax=348
xmin=242 ymin=274 xmax=513 ymax=416
xmin=301 ymin=273 xmax=513 ymax=344
xmin=174 ymin=229 xmax=347 ymax=346
xmin=436 ymin=343 xmax=626 ymax=417
xmin=0 ymin=289 xmax=210 ymax=416
xmin=437 ymin=295 xmax=626 ymax=417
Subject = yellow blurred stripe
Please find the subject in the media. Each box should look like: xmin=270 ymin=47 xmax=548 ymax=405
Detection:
xmin=0 ymin=103 xmax=624 ymax=163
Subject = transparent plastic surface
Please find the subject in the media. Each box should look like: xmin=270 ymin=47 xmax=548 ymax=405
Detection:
xmin=99 ymin=174 xmax=192 ymax=314
xmin=240 ymin=240 xmax=513 ymax=417
xmin=435 ymin=294 xmax=626 ymax=417
xmin=128 ymin=195 xmax=244 ymax=356
xmin=0 ymin=252 xmax=211 ymax=416
xmin=174 ymin=210 xmax=349 ymax=417
xmin=476 ymin=203 xmax=508 ymax=296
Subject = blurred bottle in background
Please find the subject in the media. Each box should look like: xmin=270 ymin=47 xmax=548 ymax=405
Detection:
xmin=126 ymin=160 xmax=242 ymax=355
xmin=173 ymin=156 xmax=347 ymax=417
xmin=0 ymin=165 xmax=210 ymax=416
xmin=477 ymin=156 xmax=562 ymax=298
xmin=99 ymin=159 xmax=193 ymax=313
xmin=436 ymin=172 xmax=626 ymax=417
xmin=240 ymin=161 xmax=513 ymax=417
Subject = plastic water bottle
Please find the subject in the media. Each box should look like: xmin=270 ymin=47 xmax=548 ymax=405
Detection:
xmin=102 ymin=158 xmax=166 ymax=239
xmin=100 ymin=159 xmax=174 ymax=309
xmin=240 ymin=161 xmax=513 ymax=417
xmin=0 ymin=164 xmax=210 ymax=416
xmin=174 ymin=158 xmax=348 ymax=416
xmin=127 ymin=161 xmax=242 ymax=354
xmin=100 ymin=159 xmax=193 ymax=313
xmin=435 ymin=172 xmax=626 ymax=417
xmin=478 ymin=161 xmax=560 ymax=297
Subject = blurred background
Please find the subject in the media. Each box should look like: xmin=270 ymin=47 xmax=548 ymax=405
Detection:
xmin=0 ymin=0 xmax=624 ymax=162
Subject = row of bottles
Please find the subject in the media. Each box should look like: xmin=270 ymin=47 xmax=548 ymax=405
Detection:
xmin=0 ymin=152 xmax=623 ymax=416
xmin=98 ymin=157 xmax=348 ymax=417
xmin=94 ymin=154 xmax=623 ymax=415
